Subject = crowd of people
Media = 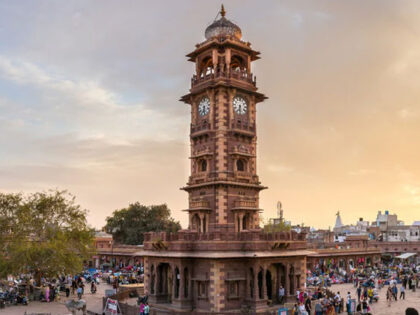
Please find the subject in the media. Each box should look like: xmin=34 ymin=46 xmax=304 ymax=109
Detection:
xmin=292 ymin=261 xmax=420 ymax=314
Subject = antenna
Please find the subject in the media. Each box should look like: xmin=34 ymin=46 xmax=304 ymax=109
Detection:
xmin=277 ymin=201 xmax=283 ymax=221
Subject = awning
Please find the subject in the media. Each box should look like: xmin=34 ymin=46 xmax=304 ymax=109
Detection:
xmin=395 ymin=253 xmax=417 ymax=259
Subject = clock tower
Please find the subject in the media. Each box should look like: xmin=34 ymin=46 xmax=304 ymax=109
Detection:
xmin=181 ymin=5 xmax=267 ymax=234
xmin=143 ymin=7 xmax=308 ymax=314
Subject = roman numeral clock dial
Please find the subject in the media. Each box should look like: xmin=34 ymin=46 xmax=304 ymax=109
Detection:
xmin=198 ymin=97 xmax=210 ymax=116
xmin=233 ymin=96 xmax=247 ymax=115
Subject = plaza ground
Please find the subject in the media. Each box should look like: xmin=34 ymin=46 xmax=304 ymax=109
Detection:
xmin=0 ymin=282 xmax=113 ymax=315
xmin=1 ymin=282 xmax=419 ymax=314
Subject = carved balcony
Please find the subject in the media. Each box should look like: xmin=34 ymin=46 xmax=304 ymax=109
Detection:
xmin=189 ymin=199 xmax=210 ymax=210
xmin=191 ymin=68 xmax=256 ymax=90
xmin=230 ymin=120 xmax=255 ymax=136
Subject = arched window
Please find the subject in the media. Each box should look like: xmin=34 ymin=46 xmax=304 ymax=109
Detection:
xmin=236 ymin=159 xmax=245 ymax=172
xmin=200 ymin=160 xmax=207 ymax=172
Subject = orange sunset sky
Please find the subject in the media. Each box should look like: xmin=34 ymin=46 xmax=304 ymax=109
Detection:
xmin=1 ymin=1 xmax=419 ymax=229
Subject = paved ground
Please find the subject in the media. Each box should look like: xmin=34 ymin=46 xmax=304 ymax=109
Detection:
xmin=0 ymin=281 xmax=113 ymax=315
xmin=329 ymin=283 xmax=420 ymax=314
xmin=2 ymin=282 xmax=419 ymax=314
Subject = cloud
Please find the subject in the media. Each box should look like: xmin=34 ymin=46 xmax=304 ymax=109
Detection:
xmin=0 ymin=1 xmax=420 ymax=229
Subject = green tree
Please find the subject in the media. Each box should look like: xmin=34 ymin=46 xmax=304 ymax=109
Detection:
xmin=0 ymin=190 xmax=94 ymax=279
xmin=104 ymin=203 xmax=181 ymax=245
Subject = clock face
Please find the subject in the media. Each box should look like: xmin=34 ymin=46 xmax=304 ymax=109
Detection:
xmin=233 ymin=96 xmax=247 ymax=115
xmin=198 ymin=97 xmax=210 ymax=116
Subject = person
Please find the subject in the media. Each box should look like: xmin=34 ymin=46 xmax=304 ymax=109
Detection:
xmin=314 ymin=299 xmax=323 ymax=315
xmin=362 ymin=299 xmax=368 ymax=314
xmin=91 ymin=281 xmax=96 ymax=294
xmin=335 ymin=291 xmax=342 ymax=313
xmin=386 ymin=286 xmax=392 ymax=307
xmin=45 ymin=285 xmax=50 ymax=303
xmin=367 ymin=287 xmax=373 ymax=304
xmin=406 ymin=308 xmax=419 ymax=315
xmin=143 ymin=302 xmax=150 ymax=315
xmin=278 ymin=285 xmax=285 ymax=304
xmin=400 ymin=285 xmax=405 ymax=300
xmin=346 ymin=292 xmax=351 ymax=314
xmin=77 ymin=286 xmax=83 ymax=299
xmin=356 ymin=286 xmax=361 ymax=302
xmin=139 ymin=301 xmax=145 ymax=315
xmin=298 ymin=302 xmax=307 ymax=315
xmin=304 ymin=295 xmax=311 ymax=314
xmin=392 ymin=285 xmax=398 ymax=301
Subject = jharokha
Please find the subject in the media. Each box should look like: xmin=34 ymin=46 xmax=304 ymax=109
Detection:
xmin=143 ymin=6 xmax=309 ymax=314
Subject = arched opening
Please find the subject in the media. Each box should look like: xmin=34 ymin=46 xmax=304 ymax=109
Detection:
xmin=202 ymin=215 xmax=207 ymax=233
xmin=199 ymin=159 xmax=207 ymax=172
xmin=184 ymin=267 xmax=189 ymax=298
xmin=231 ymin=55 xmax=245 ymax=72
xmin=242 ymin=214 xmax=250 ymax=230
xmin=258 ymin=268 xmax=263 ymax=299
xmin=266 ymin=270 xmax=272 ymax=300
xmin=249 ymin=268 xmax=254 ymax=298
xmin=174 ymin=267 xmax=180 ymax=299
xmin=200 ymin=57 xmax=213 ymax=76
xmin=150 ymin=264 xmax=155 ymax=294
xmin=157 ymin=263 xmax=171 ymax=303
xmin=192 ymin=214 xmax=201 ymax=232
xmin=236 ymin=159 xmax=245 ymax=172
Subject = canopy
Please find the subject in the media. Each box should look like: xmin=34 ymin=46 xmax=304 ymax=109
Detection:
xmin=395 ymin=253 xmax=417 ymax=259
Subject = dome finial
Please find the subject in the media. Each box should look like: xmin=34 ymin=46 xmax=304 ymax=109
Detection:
xmin=220 ymin=4 xmax=226 ymax=17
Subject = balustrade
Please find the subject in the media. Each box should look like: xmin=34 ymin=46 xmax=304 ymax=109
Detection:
xmin=191 ymin=68 xmax=256 ymax=88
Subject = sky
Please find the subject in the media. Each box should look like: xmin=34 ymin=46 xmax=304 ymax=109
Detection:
xmin=1 ymin=0 xmax=420 ymax=230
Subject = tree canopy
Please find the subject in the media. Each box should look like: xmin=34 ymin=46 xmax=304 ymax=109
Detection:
xmin=104 ymin=203 xmax=181 ymax=245
xmin=0 ymin=190 xmax=94 ymax=279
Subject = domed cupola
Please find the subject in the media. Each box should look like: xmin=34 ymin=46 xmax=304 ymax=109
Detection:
xmin=204 ymin=5 xmax=242 ymax=40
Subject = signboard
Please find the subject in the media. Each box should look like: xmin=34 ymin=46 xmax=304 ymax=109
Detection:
xmin=103 ymin=298 xmax=122 ymax=315
xmin=278 ymin=308 xmax=288 ymax=315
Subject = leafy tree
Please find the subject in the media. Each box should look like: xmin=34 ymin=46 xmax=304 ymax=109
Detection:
xmin=0 ymin=190 xmax=94 ymax=280
xmin=104 ymin=203 xmax=181 ymax=245
xmin=262 ymin=218 xmax=291 ymax=233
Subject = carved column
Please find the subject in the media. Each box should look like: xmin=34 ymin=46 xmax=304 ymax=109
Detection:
xmin=285 ymin=263 xmax=290 ymax=296
xmin=238 ymin=213 xmax=244 ymax=232
xmin=179 ymin=267 xmax=184 ymax=300
xmin=199 ymin=213 xmax=204 ymax=233
xmin=172 ymin=266 xmax=177 ymax=300
xmin=262 ymin=267 xmax=267 ymax=300
xmin=253 ymin=267 xmax=259 ymax=300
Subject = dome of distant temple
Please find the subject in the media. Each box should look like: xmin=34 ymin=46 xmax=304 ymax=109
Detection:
xmin=205 ymin=5 xmax=242 ymax=40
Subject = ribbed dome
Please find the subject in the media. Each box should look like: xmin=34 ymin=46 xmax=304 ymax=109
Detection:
xmin=204 ymin=6 xmax=242 ymax=40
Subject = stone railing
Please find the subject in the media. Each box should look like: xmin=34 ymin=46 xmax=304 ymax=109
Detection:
xmin=230 ymin=145 xmax=254 ymax=156
xmin=144 ymin=230 xmax=307 ymax=251
xmin=190 ymin=122 xmax=210 ymax=134
xmin=191 ymin=68 xmax=256 ymax=89
xmin=230 ymin=120 xmax=255 ymax=133
xmin=234 ymin=199 xmax=257 ymax=209
xmin=189 ymin=199 xmax=210 ymax=209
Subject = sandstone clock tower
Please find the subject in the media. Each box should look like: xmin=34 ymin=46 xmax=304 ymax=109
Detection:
xmin=143 ymin=7 xmax=308 ymax=314
xmin=181 ymin=5 xmax=267 ymax=235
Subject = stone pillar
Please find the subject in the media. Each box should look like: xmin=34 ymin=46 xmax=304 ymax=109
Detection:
xmin=262 ymin=267 xmax=267 ymax=300
xmin=179 ymin=267 xmax=184 ymax=299
xmin=172 ymin=266 xmax=176 ymax=300
xmin=239 ymin=213 xmax=244 ymax=232
xmin=199 ymin=213 xmax=204 ymax=233
xmin=285 ymin=263 xmax=290 ymax=296
xmin=253 ymin=267 xmax=258 ymax=300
